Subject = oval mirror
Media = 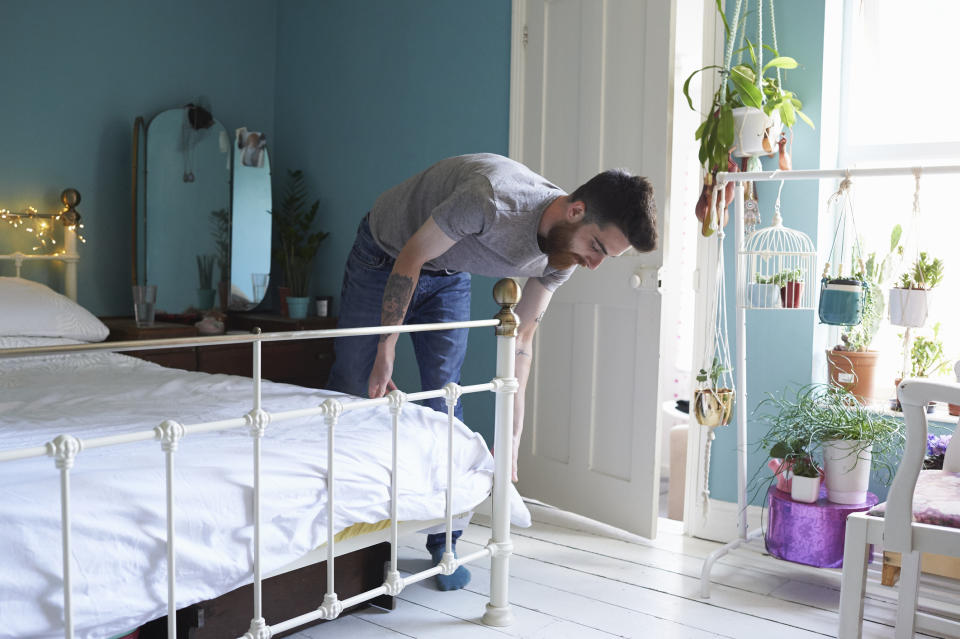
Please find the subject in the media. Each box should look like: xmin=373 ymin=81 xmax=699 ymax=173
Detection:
xmin=229 ymin=129 xmax=271 ymax=311
xmin=132 ymin=106 xmax=273 ymax=316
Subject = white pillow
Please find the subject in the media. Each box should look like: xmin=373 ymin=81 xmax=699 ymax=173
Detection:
xmin=0 ymin=277 xmax=109 ymax=342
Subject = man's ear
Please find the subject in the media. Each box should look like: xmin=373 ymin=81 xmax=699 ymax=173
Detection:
xmin=567 ymin=200 xmax=586 ymax=222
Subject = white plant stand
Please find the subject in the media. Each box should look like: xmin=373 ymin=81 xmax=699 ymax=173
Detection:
xmin=698 ymin=165 xmax=960 ymax=599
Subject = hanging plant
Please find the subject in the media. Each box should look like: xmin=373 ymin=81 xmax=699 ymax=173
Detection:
xmin=889 ymin=251 xmax=943 ymax=328
xmin=695 ymin=356 xmax=734 ymax=427
xmin=819 ymin=178 xmax=868 ymax=326
xmin=684 ymin=0 xmax=815 ymax=237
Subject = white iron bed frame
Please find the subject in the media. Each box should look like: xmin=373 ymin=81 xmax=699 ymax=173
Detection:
xmin=0 ymin=225 xmax=522 ymax=638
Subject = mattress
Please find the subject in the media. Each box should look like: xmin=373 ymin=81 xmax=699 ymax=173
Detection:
xmin=0 ymin=337 xmax=529 ymax=639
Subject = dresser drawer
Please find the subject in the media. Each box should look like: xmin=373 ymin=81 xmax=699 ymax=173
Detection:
xmin=196 ymin=338 xmax=334 ymax=389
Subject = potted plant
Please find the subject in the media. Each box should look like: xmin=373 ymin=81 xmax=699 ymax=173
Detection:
xmin=818 ymin=275 xmax=865 ymax=327
xmin=748 ymin=273 xmax=780 ymax=308
xmin=889 ymin=251 xmax=944 ymax=327
xmin=684 ymin=4 xmax=814 ymax=236
xmin=769 ymin=268 xmax=804 ymax=308
xmin=758 ymin=384 xmax=904 ymax=505
xmin=827 ymin=226 xmax=903 ymax=405
xmin=814 ymin=385 xmax=904 ymax=504
xmin=766 ymin=440 xmax=822 ymax=504
xmin=272 ymin=169 xmax=329 ymax=319
xmin=196 ymin=254 xmax=215 ymax=309
xmin=694 ymin=356 xmax=734 ymax=427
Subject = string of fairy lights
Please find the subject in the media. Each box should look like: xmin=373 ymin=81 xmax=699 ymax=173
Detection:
xmin=0 ymin=204 xmax=86 ymax=253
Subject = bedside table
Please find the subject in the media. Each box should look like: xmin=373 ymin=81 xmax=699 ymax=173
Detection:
xmin=101 ymin=317 xmax=199 ymax=370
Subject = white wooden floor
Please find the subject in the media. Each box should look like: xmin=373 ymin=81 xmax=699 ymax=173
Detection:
xmin=285 ymin=504 xmax=945 ymax=639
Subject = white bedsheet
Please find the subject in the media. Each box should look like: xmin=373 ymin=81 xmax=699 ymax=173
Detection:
xmin=0 ymin=339 xmax=529 ymax=639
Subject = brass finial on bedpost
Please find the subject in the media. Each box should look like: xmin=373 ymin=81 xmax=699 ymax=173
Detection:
xmin=493 ymin=278 xmax=521 ymax=337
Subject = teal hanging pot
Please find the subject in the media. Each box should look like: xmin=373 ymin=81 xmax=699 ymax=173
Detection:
xmin=818 ymin=278 xmax=865 ymax=326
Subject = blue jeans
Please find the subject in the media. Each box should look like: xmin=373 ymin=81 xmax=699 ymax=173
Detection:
xmin=327 ymin=215 xmax=471 ymax=419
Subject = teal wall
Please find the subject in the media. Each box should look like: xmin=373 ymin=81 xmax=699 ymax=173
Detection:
xmin=1 ymin=0 xmax=511 ymax=444
xmin=710 ymin=1 xmax=828 ymax=504
xmin=0 ymin=0 xmax=278 ymax=315
xmin=272 ymin=0 xmax=511 ymax=442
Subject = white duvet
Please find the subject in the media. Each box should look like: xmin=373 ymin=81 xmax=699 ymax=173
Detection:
xmin=0 ymin=338 xmax=529 ymax=639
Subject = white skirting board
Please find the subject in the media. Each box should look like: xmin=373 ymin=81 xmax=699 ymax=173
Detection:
xmin=691 ymin=499 xmax=766 ymax=544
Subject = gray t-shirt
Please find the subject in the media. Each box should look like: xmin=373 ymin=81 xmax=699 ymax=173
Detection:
xmin=368 ymin=153 xmax=574 ymax=291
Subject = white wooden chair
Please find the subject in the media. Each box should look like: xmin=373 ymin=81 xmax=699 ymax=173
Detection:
xmin=838 ymin=375 xmax=960 ymax=638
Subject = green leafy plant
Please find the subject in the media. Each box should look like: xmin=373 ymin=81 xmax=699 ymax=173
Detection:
xmin=682 ymin=2 xmax=814 ymax=174
xmin=272 ymin=169 xmax=329 ymax=297
xmin=768 ymin=440 xmax=820 ymax=478
xmin=909 ymin=323 xmax=951 ymax=378
xmin=897 ymin=251 xmax=944 ymax=290
xmin=210 ymin=208 xmax=231 ymax=284
xmin=196 ymin=254 xmax=215 ymax=290
xmin=756 ymin=383 xmax=904 ymax=486
xmin=697 ymin=355 xmax=730 ymax=389
xmin=769 ymin=268 xmax=803 ymax=286
xmin=839 ymin=225 xmax=903 ymax=352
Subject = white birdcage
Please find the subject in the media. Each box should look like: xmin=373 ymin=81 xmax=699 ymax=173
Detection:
xmin=737 ymin=183 xmax=817 ymax=310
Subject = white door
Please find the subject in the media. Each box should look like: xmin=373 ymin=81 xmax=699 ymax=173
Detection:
xmin=510 ymin=0 xmax=684 ymax=538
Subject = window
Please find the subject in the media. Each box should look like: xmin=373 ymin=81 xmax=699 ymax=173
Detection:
xmin=835 ymin=0 xmax=960 ymax=392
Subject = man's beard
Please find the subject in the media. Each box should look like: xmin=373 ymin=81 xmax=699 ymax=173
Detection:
xmin=541 ymin=220 xmax=585 ymax=270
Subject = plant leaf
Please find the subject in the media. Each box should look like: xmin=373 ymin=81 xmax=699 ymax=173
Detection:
xmin=763 ymin=56 xmax=798 ymax=73
xmin=729 ymin=68 xmax=763 ymax=108
xmin=890 ymin=224 xmax=902 ymax=252
xmin=718 ymin=106 xmax=735 ymax=150
xmin=796 ymin=109 xmax=815 ymax=129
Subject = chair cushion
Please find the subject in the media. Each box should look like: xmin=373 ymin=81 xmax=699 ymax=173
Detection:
xmin=869 ymin=470 xmax=960 ymax=529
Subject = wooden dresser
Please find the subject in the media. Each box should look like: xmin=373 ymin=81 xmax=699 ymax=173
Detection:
xmin=101 ymin=314 xmax=337 ymax=389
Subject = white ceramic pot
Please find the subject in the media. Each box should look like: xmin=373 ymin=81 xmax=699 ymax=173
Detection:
xmin=790 ymin=474 xmax=821 ymax=503
xmin=888 ymin=288 xmax=930 ymax=327
xmin=823 ymin=440 xmax=873 ymax=504
xmin=749 ymin=282 xmax=780 ymax=308
xmin=731 ymin=107 xmax=782 ymax=157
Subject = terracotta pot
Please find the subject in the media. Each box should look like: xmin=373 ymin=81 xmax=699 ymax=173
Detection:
xmin=780 ymin=282 xmax=803 ymax=308
xmin=826 ymin=349 xmax=880 ymax=405
xmin=949 ymin=403 xmax=960 ymax=417
xmin=693 ymin=388 xmax=734 ymax=427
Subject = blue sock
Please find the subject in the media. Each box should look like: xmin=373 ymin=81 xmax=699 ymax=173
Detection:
xmin=425 ymin=531 xmax=471 ymax=591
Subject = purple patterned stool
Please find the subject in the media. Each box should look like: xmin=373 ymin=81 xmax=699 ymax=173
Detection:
xmin=765 ymin=486 xmax=878 ymax=568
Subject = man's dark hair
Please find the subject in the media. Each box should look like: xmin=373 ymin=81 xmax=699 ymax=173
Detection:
xmin=569 ymin=170 xmax=657 ymax=252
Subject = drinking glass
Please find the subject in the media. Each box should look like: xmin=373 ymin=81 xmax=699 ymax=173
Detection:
xmin=133 ymin=285 xmax=157 ymax=327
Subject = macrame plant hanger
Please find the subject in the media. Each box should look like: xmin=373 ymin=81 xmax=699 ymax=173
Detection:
xmin=695 ymin=178 xmax=738 ymax=516
xmin=819 ymin=175 xmax=868 ymax=327
xmin=892 ymin=169 xmax=930 ymax=377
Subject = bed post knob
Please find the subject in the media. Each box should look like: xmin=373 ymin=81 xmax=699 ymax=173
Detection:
xmin=493 ymin=278 xmax=521 ymax=337
xmin=60 ymin=189 xmax=81 ymax=227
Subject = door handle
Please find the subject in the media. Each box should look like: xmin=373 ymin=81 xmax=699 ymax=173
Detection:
xmin=630 ymin=267 xmax=661 ymax=291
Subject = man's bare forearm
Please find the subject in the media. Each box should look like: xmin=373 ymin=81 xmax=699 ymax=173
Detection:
xmin=379 ymin=272 xmax=414 ymax=343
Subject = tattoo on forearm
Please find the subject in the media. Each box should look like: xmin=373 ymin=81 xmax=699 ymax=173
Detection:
xmin=379 ymin=274 xmax=414 ymax=343
xmin=516 ymin=348 xmax=532 ymax=358
xmin=535 ymin=311 xmax=545 ymax=324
